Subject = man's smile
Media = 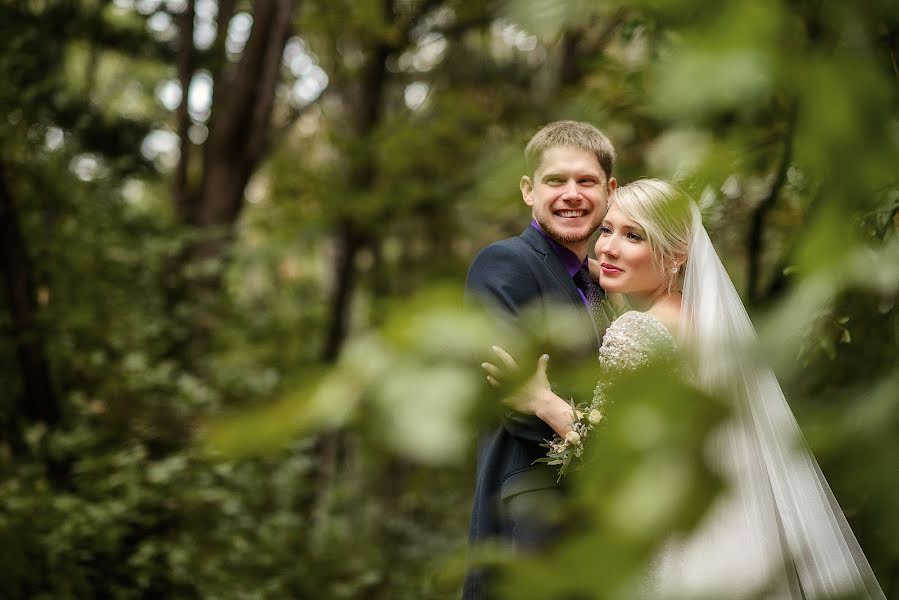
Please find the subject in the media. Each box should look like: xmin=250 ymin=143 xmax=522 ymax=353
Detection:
xmin=555 ymin=209 xmax=587 ymax=218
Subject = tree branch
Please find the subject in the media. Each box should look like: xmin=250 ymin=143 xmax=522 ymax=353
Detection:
xmin=174 ymin=0 xmax=195 ymax=222
xmin=0 ymin=158 xmax=59 ymax=427
xmin=746 ymin=107 xmax=796 ymax=304
xmin=560 ymin=9 xmax=627 ymax=87
xmin=195 ymin=0 xmax=297 ymax=228
xmin=247 ymin=0 xmax=295 ymax=163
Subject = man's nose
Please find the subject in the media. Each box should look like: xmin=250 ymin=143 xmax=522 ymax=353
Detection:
xmin=560 ymin=179 xmax=579 ymax=199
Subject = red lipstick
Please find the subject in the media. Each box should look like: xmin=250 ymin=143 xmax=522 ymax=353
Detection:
xmin=600 ymin=262 xmax=623 ymax=275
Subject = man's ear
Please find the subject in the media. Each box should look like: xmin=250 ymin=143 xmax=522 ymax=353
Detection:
xmin=607 ymin=176 xmax=618 ymax=193
xmin=520 ymin=176 xmax=534 ymax=207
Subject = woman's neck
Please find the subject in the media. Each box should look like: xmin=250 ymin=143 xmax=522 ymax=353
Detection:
xmin=626 ymin=287 xmax=676 ymax=312
xmin=627 ymin=289 xmax=683 ymax=335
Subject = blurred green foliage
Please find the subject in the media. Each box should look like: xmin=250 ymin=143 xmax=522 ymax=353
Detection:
xmin=493 ymin=364 xmax=729 ymax=599
xmin=1 ymin=0 xmax=896 ymax=598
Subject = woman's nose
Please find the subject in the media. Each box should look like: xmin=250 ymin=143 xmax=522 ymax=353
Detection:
xmin=599 ymin=236 xmax=618 ymax=257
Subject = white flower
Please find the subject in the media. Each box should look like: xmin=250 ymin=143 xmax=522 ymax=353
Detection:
xmin=588 ymin=409 xmax=603 ymax=424
xmin=565 ymin=431 xmax=582 ymax=446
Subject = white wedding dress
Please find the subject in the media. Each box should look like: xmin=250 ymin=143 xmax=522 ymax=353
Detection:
xmin=585 ymin=203 xmax=886 ymax=599
xmin=595 ymin=311 xmax=798 ymax=598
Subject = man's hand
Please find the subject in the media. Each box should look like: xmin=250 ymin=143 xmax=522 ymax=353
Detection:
xmin=482 ymin=347 xmax=551 ymax=415
xmin=482 ymin=348 xmax=581 ymax=439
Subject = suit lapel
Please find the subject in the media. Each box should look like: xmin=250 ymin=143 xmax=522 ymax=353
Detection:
xmin=519 ymin=226 xmax=584 ymax=307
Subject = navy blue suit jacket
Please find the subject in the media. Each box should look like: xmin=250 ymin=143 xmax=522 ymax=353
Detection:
xmin=462 ymin=225 xmax=600 ymax=598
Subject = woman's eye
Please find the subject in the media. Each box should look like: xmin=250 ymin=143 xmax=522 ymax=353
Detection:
xmin=627 ymin=232 xmax=644 ymax=241
xmin=598 ymin=226 xmax=612 ymax=235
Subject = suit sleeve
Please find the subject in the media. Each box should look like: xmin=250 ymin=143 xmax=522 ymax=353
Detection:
xmin=464 ymin=241 xmax=539 ymax=318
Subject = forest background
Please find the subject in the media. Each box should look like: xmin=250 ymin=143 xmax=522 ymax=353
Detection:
xmin=1 ymin=0 xmax=897 ymax=598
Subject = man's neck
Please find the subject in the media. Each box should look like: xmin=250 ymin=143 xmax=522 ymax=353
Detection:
xmin=560 ymin=241 xmax=588 ymax=262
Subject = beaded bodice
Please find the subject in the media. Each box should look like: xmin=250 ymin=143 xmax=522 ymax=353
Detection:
xmin=599 ymin=311 xmax=675 ymax=366
xmin=592 ymin=310 xmax=677 ymax=410
xmin=539 ymin=310 xmax=680 ymax=478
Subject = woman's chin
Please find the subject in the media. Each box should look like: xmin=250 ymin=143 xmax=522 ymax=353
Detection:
xmin=599 ymin=280 xmax=625 ymax=293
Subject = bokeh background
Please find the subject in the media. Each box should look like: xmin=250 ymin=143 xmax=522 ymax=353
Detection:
xmin=1 ymin=0 xmax=896 ymax=598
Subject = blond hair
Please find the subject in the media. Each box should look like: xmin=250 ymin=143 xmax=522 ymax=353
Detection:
xmin=610 ymin=179 xmax=694 ymax=291
xmin=524 ymin=120 xmax=616 ymax=179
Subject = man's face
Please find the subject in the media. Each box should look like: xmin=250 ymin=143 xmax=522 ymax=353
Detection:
xmin=520 ymin=145 xmax=616 ymax=256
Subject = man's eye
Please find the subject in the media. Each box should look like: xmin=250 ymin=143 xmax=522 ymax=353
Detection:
xmin=546 ymin=178 xmax=563 ymax=185
xmin=579 ymin=179 xmax=597 ymax=186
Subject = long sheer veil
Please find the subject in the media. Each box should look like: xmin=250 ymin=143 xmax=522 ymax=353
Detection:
xmin=671 ymin=203 xmax=885 ymax=599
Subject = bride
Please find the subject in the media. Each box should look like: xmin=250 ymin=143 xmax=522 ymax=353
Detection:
xmin=484 ymin=179 xmax=885 ymax=599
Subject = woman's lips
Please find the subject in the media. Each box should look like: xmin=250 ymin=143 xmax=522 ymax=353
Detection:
xmin=600 ymin=262 xmax=623 ymax=275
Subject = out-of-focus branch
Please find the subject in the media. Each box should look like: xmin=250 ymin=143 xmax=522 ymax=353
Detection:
xmin=0 ymin=158 xmax=59 ymax=429
xmin=560 ymin=8 xmax=627 ymax=87
xmin=174 ymin=0 xmax=195 ymax=223
xmin=246 ymin=0 xmax=295 ymax=162
xmin=195 ymin=0 xmax=297 ymax=230
xmin=746 ymin=108 xmax=796 ymax=305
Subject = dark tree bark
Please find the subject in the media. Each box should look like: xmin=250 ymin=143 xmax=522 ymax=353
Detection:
xmin=318 ymin=39 xmax=389 ymax=363
xmin=173 ymin=0 xmax=195 ymax=221
xmin=191 ymin=0 xmax=295 ymax=234
xmin=762 ymin=189 xmax=823 ymax=303
xmin=746 ymin=113 xmax=795 ymax=305
xmin=0 ymin=159 xmax=59 ymax=427
xmin=169 ymin=0 xmax=296 ymax=265
xmin=321 ymin=221 xmax=369 ymax=363
xmin=317 ymin=0 xmax=491 ymax=362
xmin=888 ymin=25 xmax=898 ymax=78
xmin=559 ymin=29 xmax=586 ymax=86
xmin=559 ymin=11 xmax=626 ymax=87
xmin=164 ymin=0 xmax=296 ymax=363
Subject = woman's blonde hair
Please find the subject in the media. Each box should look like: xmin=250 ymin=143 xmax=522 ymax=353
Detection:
xmin=609 ymin=178 xmax=695 ymax=291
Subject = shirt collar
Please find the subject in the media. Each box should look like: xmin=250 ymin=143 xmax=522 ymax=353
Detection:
xmin=530 ymin=219 xmax=587 ymax=277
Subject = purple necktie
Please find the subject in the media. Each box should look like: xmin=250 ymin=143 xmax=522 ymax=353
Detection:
xmin=573 ymin=265 xmax=611 ymax=338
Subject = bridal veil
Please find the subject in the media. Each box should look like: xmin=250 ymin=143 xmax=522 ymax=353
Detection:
xmin=653 ymin=202 xmax=886 ymax=599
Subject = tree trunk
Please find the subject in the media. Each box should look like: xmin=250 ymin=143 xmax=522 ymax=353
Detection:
xmin=318 ymin=38 xmax=390 ymax=362
xmin=163 ymin=0 xmax=296 ymax=364
xmin=746 ymin=114 xmax=795 ymax=305
xmin=321 ymin=222 xmax=367 ymax=363
xmin=173 ymin=0 xmax=195 ymax=221
xmin=559 ymin=29 xmax=585 ymax=87
xmin=559 ymin=12 xmax=625 ymax=88
xmin=0 ymin=159 xmax=59 ymax=427
xmin=762 ymin=189 xmax=823 ymax=303
xmin=192 ymin=0 xmax=295 ymax=229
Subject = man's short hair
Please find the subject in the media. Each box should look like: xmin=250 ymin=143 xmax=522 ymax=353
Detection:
xmin=524 ymin=120 xmax=616 ymax=179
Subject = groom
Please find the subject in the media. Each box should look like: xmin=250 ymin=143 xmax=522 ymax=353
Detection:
xmin=463 ymin=120 xmax=617 ymax=598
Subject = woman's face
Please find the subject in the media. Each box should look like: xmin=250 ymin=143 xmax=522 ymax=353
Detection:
xmin=595 ymin=205 xmax=667 ymax=300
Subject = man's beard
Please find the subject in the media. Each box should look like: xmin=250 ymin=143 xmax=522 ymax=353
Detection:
xmin=538 ymin=216 xmax=595 ymax=244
